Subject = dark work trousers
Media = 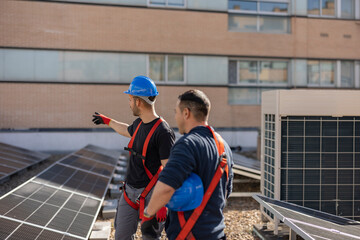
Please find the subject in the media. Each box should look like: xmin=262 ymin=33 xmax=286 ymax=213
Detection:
xmin=114 ymin=183 xmax=164 ymax=240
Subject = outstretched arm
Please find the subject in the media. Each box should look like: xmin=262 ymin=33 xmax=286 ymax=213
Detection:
xmin=92 ymin=112 xmax=131 ymax=138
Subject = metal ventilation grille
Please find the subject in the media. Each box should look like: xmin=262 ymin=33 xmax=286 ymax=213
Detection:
xmin=0 ymin=145 xmax=119 ymax=239
xmin=281 ymin=116 xmax=360 ymax=221
xmin=263 ymin=114 xmax=276 ymax=219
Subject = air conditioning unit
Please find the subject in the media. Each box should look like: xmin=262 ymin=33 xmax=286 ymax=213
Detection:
xmin=261 ymin=90 xmax=360 ymax=222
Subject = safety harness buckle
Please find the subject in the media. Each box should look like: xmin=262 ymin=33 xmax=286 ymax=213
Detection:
xmin=135 ymin=194 xmax=142 ymax=204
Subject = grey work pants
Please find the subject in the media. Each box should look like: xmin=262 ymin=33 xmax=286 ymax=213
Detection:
xmin=114 ymin=183 xmax=164 ymax=240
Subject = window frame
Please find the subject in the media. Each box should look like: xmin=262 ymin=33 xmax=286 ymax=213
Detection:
xmin=307 ymin=60 xmax=336 ymax=87
xmin=146 ymin=54 xmax=187 ymax=84
xmin=147 ymin=0 xmax=186 ymax=8
xmin=307 ymin=0 xmax=337 ymax=18
xmin=229 ymin=58 xmax=290 ymax=87
xmin=339 ymin=0 xmax=356 ymax=19
xmin=228 ymin=13 xmax=291 ymax=33
xmin=228 ymin=0 xmax=290 ymax=16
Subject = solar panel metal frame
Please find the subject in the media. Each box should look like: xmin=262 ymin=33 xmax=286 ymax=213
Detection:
xmin=253 ymin=194 xmax=360 ymax=240
xmin=232 ymin=151 xmax=261 ymax=180
xmin=0 ymin=142 xmax=50 ymax=184
xmin=0 ymin=145 xmax=119 ymax=240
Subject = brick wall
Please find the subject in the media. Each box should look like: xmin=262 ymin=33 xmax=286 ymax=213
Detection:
xmin=1 ymin=1 xmax=359 ymax=59
xmin=0 ymin=83 xmax=261 ymax=128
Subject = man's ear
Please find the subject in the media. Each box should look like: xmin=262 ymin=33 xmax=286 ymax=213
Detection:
xmin=183 ymin=107 xmax=190 ymax=119
xmin=135 ymin=98 xmax=142 ymax=107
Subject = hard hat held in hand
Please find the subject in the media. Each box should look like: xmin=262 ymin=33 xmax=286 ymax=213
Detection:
xmin=166 ymin=173 xmax=204 ymax=212
xmin=124 ymin=76 xmax=159 ymax=97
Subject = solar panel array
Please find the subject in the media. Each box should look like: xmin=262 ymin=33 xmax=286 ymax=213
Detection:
xmin=253 ymin=194 xmax=360 ymax=240
xmin=0 ymin=145 xmax=119 ymax=240
xmin=0 ymin=143 xmax=50 ymax=184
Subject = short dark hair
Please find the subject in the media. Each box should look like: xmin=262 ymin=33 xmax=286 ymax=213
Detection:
xmin=133 ymin=96 xmax=156 ymax=108
xmin=178 ymin=90 xmax=211 ymax=121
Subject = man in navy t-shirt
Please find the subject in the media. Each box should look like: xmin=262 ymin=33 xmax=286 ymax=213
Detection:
xmin=142 ymin=89 xmax=233 ymax=240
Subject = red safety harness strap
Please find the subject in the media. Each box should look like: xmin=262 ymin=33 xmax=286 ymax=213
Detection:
xmin=142 ymin=118 xmax=163 ymax=179
xmin=123 ymin=186 xmax=139 ymax=210
xmin=128 ymin=121 xmax=142 ymax=150
xmin=175 ymin=126 xmax=228 ymax=240
xmin=123 ymin=118 xmax=164 ymax=220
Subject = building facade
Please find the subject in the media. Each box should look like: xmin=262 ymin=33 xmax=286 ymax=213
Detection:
xmin=0 ymin=0 xmax=359 ymax=151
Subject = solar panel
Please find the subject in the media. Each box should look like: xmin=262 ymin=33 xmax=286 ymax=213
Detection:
xmin=0 ymin=145 xmax=119 ymax=240
xmin=253 ymin=194 xmax=360 ymax=240
xmin=0 ymin=142 xmax=50 ymax=184
xmin=232 ymin=151 xmax=260 ymax=180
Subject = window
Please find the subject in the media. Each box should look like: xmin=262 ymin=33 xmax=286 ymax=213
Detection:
xmin=229 ymin=0 xmax=289 ymax=14
xmin=149 ymin=0 xmax=185 ymax=7
xmin=148 ymin=55 xmax=185 ymax=83
xmin=229 ymin=15 xmax=257 ymax=32
xmin=229 ymin=0 xmax=257 ymax=11
xmin=229 ymin=59 xmax=288 ymax=105
xmin=229 ymin=14 xmax=290 ymax=33
xmin=341 ymin=0 xmax=355 ymax=19
xmin=229 ymin=59 xmax=288 ymax=85
xmin=307 ymin=60 xmax=335 ymax=86
xmin=259 ymin=15 xmax=290 ymax=33
xmin=228 ymin=1 xmax=290 ymax=33
xmin=0 ymin=49 xmax=147 ymax=83
xmin=260 ymin=2 xmax=288 ymax=13
xmin=341 ymin=61 xmax=355 ymax=87
xmin=308 ymin=0 xmax=335 ymax=17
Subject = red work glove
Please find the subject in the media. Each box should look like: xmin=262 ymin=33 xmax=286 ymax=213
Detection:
xmin=92 ymin=112 xmax=111 ymax=125
xmin=156 ymin=207 xmax=167 ymax=222
xmin=141 ymin=211 xmax=159 ymax=238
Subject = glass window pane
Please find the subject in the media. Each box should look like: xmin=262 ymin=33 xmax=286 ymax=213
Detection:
xmin=64 ymin=52 xmax=120 ymax=82
xmin=35 ymin=50 xmax=63 ymax=81
xmin=322 ymin=0 xmax=335 ymax=16
xmin=229 ymin=60 xmax=237 ymax=84
xmin=341 ymin=61 xmax=354 ymax=87
xmin=307 ymin=60 xmax=320 ymax=85
xmin=260 ymin=2 xmax=288 ymax=13
xmin=167 ymin=55 xmax=183 ymax=82
xmin=259 ymin=61 xmax=288 ymax=84
xmin=228 ymin=0 xmax=257 ymax=11
xmin=187 ymin=56 xmax=228 ymax=85
xmin=4 ymin=49 xmax=35 ymax=81
xmin=228 ymin=14 xmax=257 ymax=32
xmin=228 ymin=88 xmax=259 ymax=105
xmin=168 ymin=0 xmax=184 ymax=6
xmin=149 ymin=55 xmax=165 ymax=82
xmin=308 ymin=0 xmax=320 ymax=15
xmin=259 ymin=16 xmax=290 ymax=33
xmin=320 ymin=61 xmax=335 ymax=85
xmin=118 ymin=53 xmax=147 ymax=83
xmin=239 ymin=61 xmax=257 ymax=84
xmin=150 ymin=0 xmax=165 ymax=5
xmin=341 ymin=0 xmax=355 ymax=19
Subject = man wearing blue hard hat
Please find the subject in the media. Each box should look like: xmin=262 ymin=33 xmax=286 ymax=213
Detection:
xmin=92 ymin=76 xmax=175 ymax=240
xmin=141 ymin=89 xmax=234 ymax=240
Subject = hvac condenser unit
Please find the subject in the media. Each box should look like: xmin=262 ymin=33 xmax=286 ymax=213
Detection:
xmin=261 ymin=90 xmax=360 ymax=222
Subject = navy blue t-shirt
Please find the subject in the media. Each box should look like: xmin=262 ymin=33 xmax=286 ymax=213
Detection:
xmin=126 ymin=117 xmax=175 ymax=188
xmin=159 ymin=126 xmax=234 ymax=240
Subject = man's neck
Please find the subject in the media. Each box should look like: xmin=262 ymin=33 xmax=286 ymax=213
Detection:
xmin=139 ymin=109 xmax=159 ymax=124
xmin=184 ymin=120 xmax=207 ymax=134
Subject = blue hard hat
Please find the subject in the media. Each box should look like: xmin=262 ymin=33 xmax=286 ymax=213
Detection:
xmin=124 ymin=76 xmax=159 ymax=97
xmin=166 ymin=173 xmax=204 ymax=212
